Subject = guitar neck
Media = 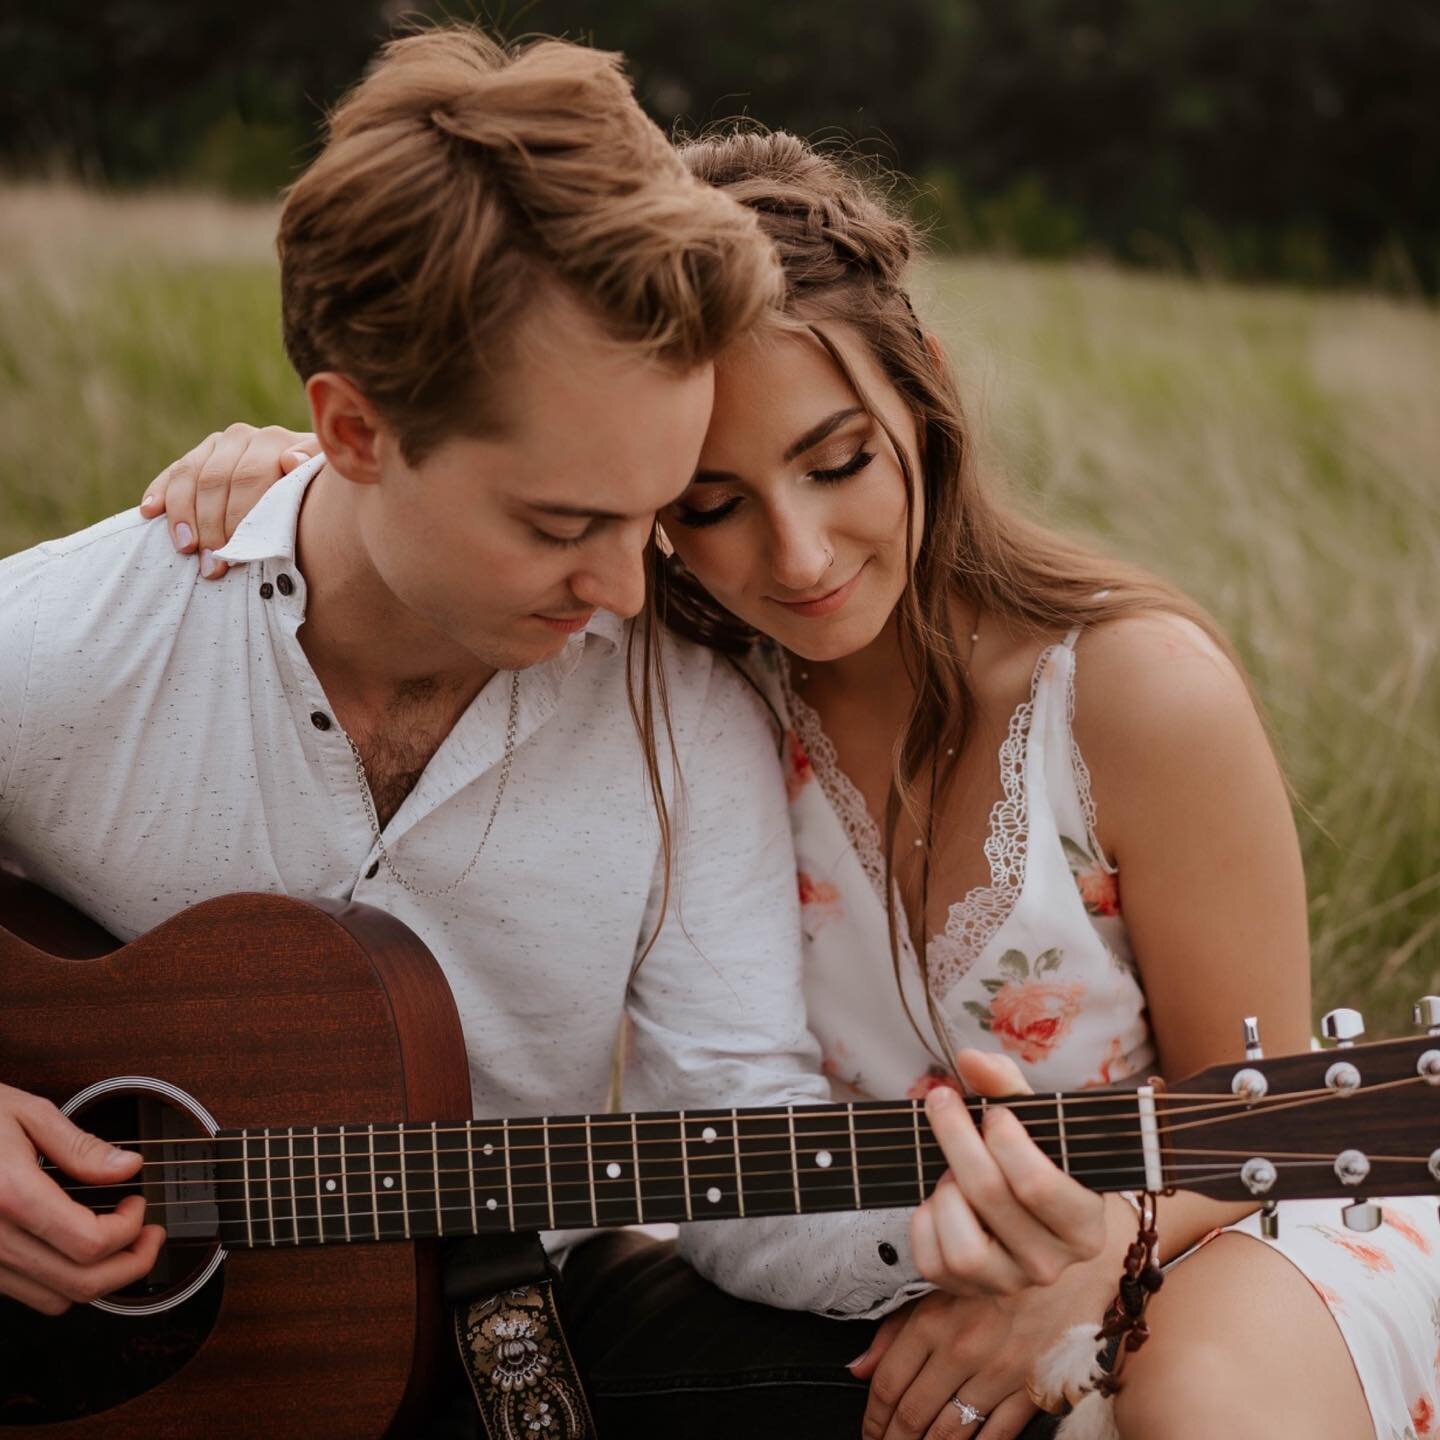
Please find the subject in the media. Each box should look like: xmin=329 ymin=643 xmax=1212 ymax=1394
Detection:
xmin=205 ymin=1092 xmax=1151 ymax=1248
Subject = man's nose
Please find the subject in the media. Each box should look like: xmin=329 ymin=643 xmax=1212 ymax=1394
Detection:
xmin=570 ymin=531 xmax=650 ymax=620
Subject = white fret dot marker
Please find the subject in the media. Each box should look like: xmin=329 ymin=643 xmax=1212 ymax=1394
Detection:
xmin=325 ymin=1178 xmax=337 ymax=1192
xmin=815 ymin=1150 xmax=833 ymax=1169
xmin=706 ymin=1186 xmax=722 ymax=1204
xmin=701 ymin=1126 xmax=717 ymax=1143
xmin=483 ymin=1143 xmax=494 ymax=1156
xmin=486 ymin=1197 xmax=498 ymax=1211
xmin=605 ymin=1162 xmax=622 ymax=1180
xmin=382 ymin=1176 xmax=395 ymax=1189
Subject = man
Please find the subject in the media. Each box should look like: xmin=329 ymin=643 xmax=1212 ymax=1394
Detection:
xmin=0 ymin=24 xmax=936 ymax=1435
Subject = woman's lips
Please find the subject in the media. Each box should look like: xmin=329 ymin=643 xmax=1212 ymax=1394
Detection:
xmin=768 ymin=563 xmax=867 ymax=619
xmin=534 ymin=610 xmax=594 ymax=634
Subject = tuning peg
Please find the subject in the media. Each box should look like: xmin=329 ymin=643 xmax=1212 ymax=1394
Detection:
xmin=1415 ymin=997 xmax=1440 ymax=1036
xmin=1341 ymin=1200 xmax=1382 ymax=1233
xmin=1320 ymin=1009 xmax=1364 ymax=1049
xmin=1242 ymin=1016 xmax=1263 ymax=1060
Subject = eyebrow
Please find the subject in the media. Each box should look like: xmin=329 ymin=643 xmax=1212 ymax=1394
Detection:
xmin=692 ymin=405 xmax=866 ymax=484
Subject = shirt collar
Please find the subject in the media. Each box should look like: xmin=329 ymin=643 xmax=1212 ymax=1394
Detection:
xmin=212 ymin=452 xmax=323 ymax=566
xmin=214 ymin=451 xmax=627 ymax=656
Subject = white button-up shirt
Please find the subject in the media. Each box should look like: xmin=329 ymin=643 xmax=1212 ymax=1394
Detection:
xmin=0 ymin=458 xmax=928 ymax=1318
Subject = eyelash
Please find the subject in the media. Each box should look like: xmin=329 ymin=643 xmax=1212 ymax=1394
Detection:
xmin=534 ymin=527 xmax=590 ymax=549
xmin=672 ymin=448 xmax=875 ymax=530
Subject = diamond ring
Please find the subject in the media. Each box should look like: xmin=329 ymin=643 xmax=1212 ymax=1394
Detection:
xmin=948 ymin=1395 xmax=987 ymax=1424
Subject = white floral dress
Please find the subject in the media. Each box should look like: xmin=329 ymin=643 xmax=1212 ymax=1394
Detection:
xmin=750 ymin=628 xmax=1440 ymax=1440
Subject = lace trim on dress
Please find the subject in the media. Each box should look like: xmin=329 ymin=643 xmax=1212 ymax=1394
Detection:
xmin=780 ymin=642 xmax=1065 ymax=1000
xmin=926 ymin=644 xmax=1057 ymax=997
xmin=778 ymin=655 xmax=889 ymax=902
xmin=1061 ymin=629 xmax=1119 ymax=876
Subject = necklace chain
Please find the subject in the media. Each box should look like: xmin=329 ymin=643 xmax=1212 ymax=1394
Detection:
xmin=344 ymin=670 xmax=521 ymax=900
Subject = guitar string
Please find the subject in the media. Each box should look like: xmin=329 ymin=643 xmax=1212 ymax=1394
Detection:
xmin=66 ymin=1071 xmax=1432 ymax=1178
xmin=60 ymin=1144 xmax=1434 ymax=1206
xmin=81 ymin=1157 xmax=1406 ymax=1241
xmin=89 ymin=1072 xmax=1415 ymax=1152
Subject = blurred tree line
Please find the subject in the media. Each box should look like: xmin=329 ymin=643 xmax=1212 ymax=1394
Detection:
xmin=2 ymin=0 xmax=1435 ymax=293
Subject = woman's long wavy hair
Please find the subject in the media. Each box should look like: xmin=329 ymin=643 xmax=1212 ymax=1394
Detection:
xmin=661 ymin=128 xmax=1251 ymax=1066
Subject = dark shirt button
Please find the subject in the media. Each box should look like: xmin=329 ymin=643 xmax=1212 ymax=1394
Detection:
xmin=258 ymin=581 xmax=274 ymax=599
xmin=275 ymin=573 xmax=295 ymax=596
xmin=311 ymin=711 xmax=332 ymax=731
xmin=365 ymin=861 xmax=379 ymax=880
xmin=878 ymin=1242 xmax=899 ymax=1266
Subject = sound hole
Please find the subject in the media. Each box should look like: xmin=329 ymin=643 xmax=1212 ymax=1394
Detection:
xmin=0 ymin=1088 xmax=225 ymax=1424
xmin=55 ymin=1089 xmax=223 ymax=1308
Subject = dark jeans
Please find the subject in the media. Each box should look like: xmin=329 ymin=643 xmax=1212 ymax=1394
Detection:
xmin=424 ymin=1231 xmax=1062 ymax=1439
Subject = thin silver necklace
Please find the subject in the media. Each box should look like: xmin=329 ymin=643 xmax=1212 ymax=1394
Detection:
xmin=344 ymin=670 xmax=521 ymax=899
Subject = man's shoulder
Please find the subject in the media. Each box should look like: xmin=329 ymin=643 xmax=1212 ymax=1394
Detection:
xmin=2 ymin=507 xmax=200 ymax=614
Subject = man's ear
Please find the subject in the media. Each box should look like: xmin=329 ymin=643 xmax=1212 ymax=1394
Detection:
xmin=306 ymin=372 xmax=386 ymax=485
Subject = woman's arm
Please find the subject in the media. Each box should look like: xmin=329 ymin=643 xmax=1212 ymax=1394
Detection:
xmin=139 ymin=424 xmax=318 ymax=578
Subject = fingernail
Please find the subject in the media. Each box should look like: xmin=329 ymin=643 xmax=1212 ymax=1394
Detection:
xmin=846 ymin=1348 xmax=870 ymax=1370
xmin=174 ymin=522 xmax=193 ymax=551
xmin=200 ymin=549 xmax=220 ymax=579
xmin=107 ymin=1147 xmax=140 ymax=1168
xmin=929 ymin=1085 xmax=955 ymax=1108
xmin=141 ymin=494 xmax=156 ymax=510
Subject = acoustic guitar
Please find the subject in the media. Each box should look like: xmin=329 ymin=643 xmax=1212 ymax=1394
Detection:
xmin=2 ymin=874 xmax=1437 ymax=1437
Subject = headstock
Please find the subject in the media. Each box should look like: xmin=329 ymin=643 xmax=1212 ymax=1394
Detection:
xmin=1162 ymin=999 xmax=1440 ymax=1236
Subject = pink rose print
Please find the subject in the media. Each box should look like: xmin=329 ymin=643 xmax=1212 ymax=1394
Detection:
xmin=1311 ymin=1281 xmax=1345 ymax=1314
xmin=1384 ymin=1206 xmax=1434 ymax=1255
xmin=1413 ymin=1395 xmax=1435 ymax=1437
xmin=1080 ymin=1035 xmax=1136 ymax=1089
xmin=964 ymin=949 xmax=1084 ymax=1064
xmin=784 ymin=730 xmax=814 ymax=802
xmin=1076 ymin=866 xmax=1121 ymax=917
xmin=797 ymin=871 xmax=842 ymax=914
xmin=1327 ymin=1234 xmax=1395 ymax=1273
xmin=906 ymin=1065 xmax=962 ymax=1101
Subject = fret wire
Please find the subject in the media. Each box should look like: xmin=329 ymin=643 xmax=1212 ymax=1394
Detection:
xmin=466 ymin=1121 xmax=478 ymax=1234
xmin=503 ymin=1117 xmax=514 ymax=1229
xmin=339 ymin=1124 xmax=352 ymax=1243
xmin=732 ymin=1108 xmax=745 ymax=1218
xmin=286 ymin=1128 xmax=297 ymax=1245
xmin=630 ymin=1112 xmax=644 ymax=1224
xmin=1057 ymin=1099 xmax=1069 ymax=1173
xmin=311 ymin=1126 xmax=323 ymax=1245
xmin=585 ymin=1115 xmax=599 ymax=1228
xmin=367 ymin=1124 xmax=380 ymax=1241
xmin=679 ymin=1109 xmax=693 ymax=1222
xmin=541 ymin=1117 xmax=555 ymax=1229
xmin=847 ymin=1103 xmax=861 ymax=1210
xmin=397 ymin=1126 xmax=411 ymax=1240
xmin=264 ymin=1129 xmax=277 ymax=1247
xmin=241 ymin=1131 xmax=255 ymax=1248
xmin=787 ymin=1108 xmax=801 ymax=1214
xmin=911 ymin=1105 xmax=924 ymax=1199
xmin=430 ymin=1122 xmax=443 ymax=1236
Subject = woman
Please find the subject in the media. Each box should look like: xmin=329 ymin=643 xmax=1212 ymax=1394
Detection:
xmin=143 ymin=131 xmax=1436 ymax=1440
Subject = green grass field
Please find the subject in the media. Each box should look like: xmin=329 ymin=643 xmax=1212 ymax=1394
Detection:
xmin=3 ymin=183 xmax=1437 ymax=1035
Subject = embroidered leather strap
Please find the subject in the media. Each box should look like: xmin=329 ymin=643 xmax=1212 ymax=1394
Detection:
xmin=453 ymin=1278 xmax=598 ymax=1440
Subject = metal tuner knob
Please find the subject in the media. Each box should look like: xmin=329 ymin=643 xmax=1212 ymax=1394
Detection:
xmin=1320 ymin=1008 xmax=1365 ymax=1049
xmin=1341 ymin=1200 xmax=1382 ymax=1233
xmin=1415 ymin=996 xmax=1440 ymax=1036
xmin=1242 ymin=1016 xmax=1263 ymax=1060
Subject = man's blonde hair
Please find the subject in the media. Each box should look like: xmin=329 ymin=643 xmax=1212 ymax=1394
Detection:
xmin=279 ymin=26 xmax=782 ymax=460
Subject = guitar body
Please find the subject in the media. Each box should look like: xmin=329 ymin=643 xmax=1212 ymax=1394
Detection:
xmin=0 ymin=875 xmax=472 ymax=1438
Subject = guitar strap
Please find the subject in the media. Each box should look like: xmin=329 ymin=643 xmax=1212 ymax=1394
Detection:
xmin=445 ymin=1232 xmax=599 ymax=1440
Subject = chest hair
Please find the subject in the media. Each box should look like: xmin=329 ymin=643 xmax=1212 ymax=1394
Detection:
xmin=346 ymin=678 xmax=469 ymax=829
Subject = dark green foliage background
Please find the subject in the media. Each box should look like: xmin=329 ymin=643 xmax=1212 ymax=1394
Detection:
xmin=2 ymin=0 xmax=1436 ymax=291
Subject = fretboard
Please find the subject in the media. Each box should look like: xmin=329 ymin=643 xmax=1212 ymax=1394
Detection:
xmin=206 ymin=1094 xmax=1150 ymax=1248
